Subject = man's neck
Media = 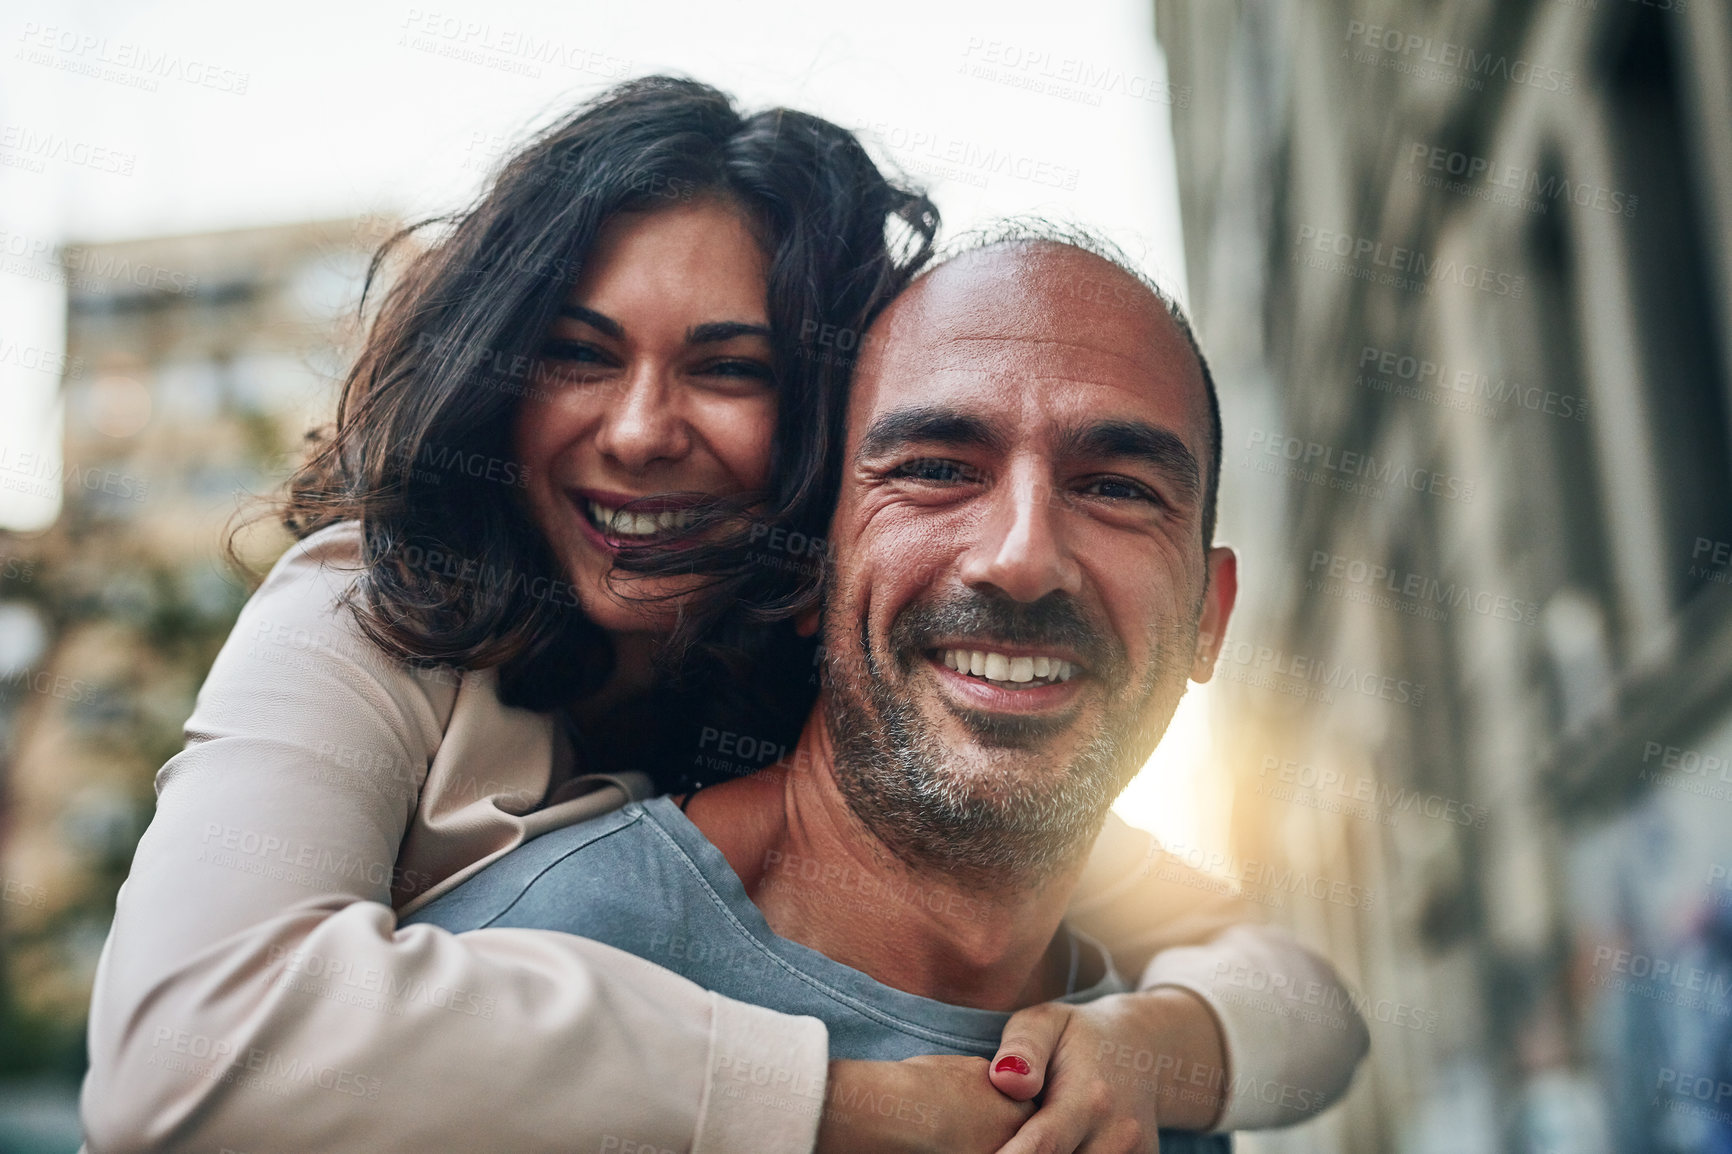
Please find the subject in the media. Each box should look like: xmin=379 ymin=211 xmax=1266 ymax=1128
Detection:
xmin=685 ymin=711 xmax=1089 ymax=1012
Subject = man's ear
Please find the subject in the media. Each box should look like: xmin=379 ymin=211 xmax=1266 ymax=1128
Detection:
xmin=795 ymin=604 xmax=821 ymax=638
xmin=1190 ymin=546 xmax=1238 ymax=682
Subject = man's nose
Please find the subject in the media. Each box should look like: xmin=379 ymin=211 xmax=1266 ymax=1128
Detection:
xmin=593 ymin=367 xmax=690 ymax=470
xmin=956 ymin=471 xmax=1083 ymax=602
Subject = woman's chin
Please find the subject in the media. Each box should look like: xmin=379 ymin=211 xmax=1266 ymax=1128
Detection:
xmin=579 ymin=577 xmax=702 ymax=638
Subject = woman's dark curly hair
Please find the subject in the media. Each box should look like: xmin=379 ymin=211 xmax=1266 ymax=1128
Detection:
xmin=272 ymin=76 xmax=937 ymax=789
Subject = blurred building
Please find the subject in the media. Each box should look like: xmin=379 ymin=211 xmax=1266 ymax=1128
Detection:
xmin=0 ymin=217 xmax=387 ymax=1094
xmin=1155 ymin=0 xmax=1732 ymax=1151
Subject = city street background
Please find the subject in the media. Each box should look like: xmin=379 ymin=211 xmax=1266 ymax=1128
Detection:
xmin=1 ymin=1 xmax=1729 ymax=1152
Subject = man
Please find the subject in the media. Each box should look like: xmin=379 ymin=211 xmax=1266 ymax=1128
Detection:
xmin=407 ymin=234 xmax=1368 ymax=1151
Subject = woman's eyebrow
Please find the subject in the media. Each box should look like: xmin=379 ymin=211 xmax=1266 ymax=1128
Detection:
xmin=557 ymin=304 xmax=622 ymax=338
xmin=687 ymin=321 xmax=773 ymax=344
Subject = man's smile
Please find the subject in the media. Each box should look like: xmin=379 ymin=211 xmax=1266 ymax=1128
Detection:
xmin=935 ymin=647 xmax=1078 ymax=685
xmin=921 ymin=643 xmax=1089 ymax=716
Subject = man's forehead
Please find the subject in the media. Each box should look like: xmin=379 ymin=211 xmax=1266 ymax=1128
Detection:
xmin=856 ymin=363 xmax=1171 ymax=433
xmin=850 ymin=245 xmax=1208 ymax=446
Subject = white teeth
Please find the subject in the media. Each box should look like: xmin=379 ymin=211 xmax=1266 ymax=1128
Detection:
xmin=936 ymin=649 xmax=1076 ymax=687
xmin=587 ymin=501 xmax=693 ymax=537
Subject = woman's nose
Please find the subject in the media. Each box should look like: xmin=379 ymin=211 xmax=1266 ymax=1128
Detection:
xmin=592 ymin=367 xmax=691 ymax=471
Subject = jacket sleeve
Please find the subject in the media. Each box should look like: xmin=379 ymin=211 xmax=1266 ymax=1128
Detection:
xmin=81 ymin=530 xmax=827 ymax=1154
xmin=1064 ymin=814 xmax=1369 ymax=1130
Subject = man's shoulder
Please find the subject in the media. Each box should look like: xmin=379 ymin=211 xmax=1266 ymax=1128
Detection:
xmin=403 ymin=801 xmax=657 ymax=933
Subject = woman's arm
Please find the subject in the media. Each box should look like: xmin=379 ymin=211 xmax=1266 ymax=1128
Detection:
xmin=1034 ymin=813 xmax=1371 ymax=1132
xmin=82 ymin=527 xmax=827 ymax=1154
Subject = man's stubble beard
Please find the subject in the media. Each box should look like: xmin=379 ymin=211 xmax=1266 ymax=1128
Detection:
xmin=821 ymin=582 xmax=1199 ymax=891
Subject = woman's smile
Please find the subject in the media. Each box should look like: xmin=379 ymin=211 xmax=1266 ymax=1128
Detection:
xmin=568 ymin=488 xmax=705 ymax=552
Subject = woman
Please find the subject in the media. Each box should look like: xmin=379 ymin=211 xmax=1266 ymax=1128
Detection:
xmin=81 ymin=77 xmax=1365 ymax=1153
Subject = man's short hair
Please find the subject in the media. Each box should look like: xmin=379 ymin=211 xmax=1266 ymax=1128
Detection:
xmin=912 ymin=221 xmax=1224 ymax=547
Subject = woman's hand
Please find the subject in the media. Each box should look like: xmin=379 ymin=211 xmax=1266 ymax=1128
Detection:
xmin=987 ymin=988 xmax=1228 ymax=1154
xmin=816 ymin=1056 xmax=1034 ymax=1154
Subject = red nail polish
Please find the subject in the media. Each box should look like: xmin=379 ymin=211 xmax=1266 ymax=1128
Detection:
xmin=995 ymin=1055 xmax=1031 ymax=1076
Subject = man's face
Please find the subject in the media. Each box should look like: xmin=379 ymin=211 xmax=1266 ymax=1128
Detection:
xmin=821 ymin=242 xmax=1237 ymax=884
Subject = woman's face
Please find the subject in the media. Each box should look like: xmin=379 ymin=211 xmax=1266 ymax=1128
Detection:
xmin=514 ymin=199 xmax=778 ymax=636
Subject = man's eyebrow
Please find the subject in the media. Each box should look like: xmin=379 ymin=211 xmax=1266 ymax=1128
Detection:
xmin=556 ymin=304 xmax=622 ymax=339
xmin=1067 ymin=420 xmax=1201 ymax=501
xmin=856 ymin=406 xmax=1008 ymax=460
xmin=688 ymin=321 xmax=773 ymax=344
